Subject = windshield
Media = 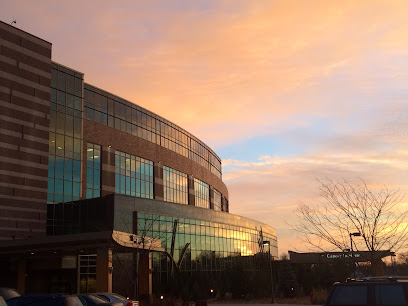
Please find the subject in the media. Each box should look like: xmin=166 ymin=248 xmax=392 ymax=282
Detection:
xmin=111 ymin=293 xmax=127 ymax=301
xmin=329 ymin=285 xmax=368 ymax=305
xmin=85 ymin=295 xmax=108 ymax=303
xmin=0 ymin=288 xmax=20 ymax=300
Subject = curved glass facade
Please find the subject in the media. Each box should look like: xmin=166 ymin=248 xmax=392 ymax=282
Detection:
xmin=83 ymin=84 xmax=222 ymax=179
xmin=45 ymin=64 xmax=277 ymax=296
xmin=111 ymin=194 xmax=277 ymax=295
xmin=1 ymin=23 xmax=277 ymax=300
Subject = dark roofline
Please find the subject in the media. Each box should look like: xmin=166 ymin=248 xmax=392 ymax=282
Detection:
xmin=0 ymin=19 xmax=52 ymax=45
xmin=0 ymin=230 xmax=165 ymax=256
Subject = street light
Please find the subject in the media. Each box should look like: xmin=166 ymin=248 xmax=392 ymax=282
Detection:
xmin=263 ymin=241 xmax=274 ymax=303
xmin=349 ymin=232 xmax=361 ymax=278
xmin=390 ymin=252 xmax=396 ymax=276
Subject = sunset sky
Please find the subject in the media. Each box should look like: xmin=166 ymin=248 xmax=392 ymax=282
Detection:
xmin=2 ymin=0 xmax=408 ymax=255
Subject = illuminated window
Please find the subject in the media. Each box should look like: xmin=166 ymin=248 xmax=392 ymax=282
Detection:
xmin=163 ymin=166 xmax=188 ymax=205
xmin=115 ymin=150 xmax=154 ymax=199
xmin=48 ymin=63 xmax=83 ymax=235
xmin=48 ymin=64 xmax=82 ymax=205
xmin=84 ymin=84 xmax=222 ymax=179
xmin=213 ymin=189 xmax=222 ymax=211
xmin=86 ymin=143 xmax=101 ymax=199
xmin=194 ymin=178 xmax=210 ymax=209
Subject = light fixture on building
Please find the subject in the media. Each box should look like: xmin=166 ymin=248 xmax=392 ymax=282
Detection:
xmin=263 ymin=240 xmax=274 ymax=303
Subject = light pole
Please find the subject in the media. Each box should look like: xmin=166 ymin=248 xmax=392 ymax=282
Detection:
xmin=390 ymin=252 xmax=396 ymax=276
xmin=263 ymin=241 xmax=274 ymax=303
xmin=349 ymin=232 xmax=361 ymax=278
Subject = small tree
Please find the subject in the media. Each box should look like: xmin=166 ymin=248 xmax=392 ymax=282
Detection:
xmin=293 ymin=178 xmax=408 ymax=274
xmin=112 ymin=212 xmax=190 ymax=299
xmin=111 ymin=211 xmax=169 ymax=299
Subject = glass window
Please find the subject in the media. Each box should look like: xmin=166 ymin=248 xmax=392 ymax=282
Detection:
xmin=375 ymin=284 xmax=407 ymax=305
xmin=163 ymin=166 xmax=188 ymax=205
xmin=83 ymin=84 xmax=222 ymax=179
xmin=329 ymin=285 xmax=368 ymax=305
xmin=194 ymin=178 xmax=209 ymax=209
xmin=115 ymin=150 xmax=154 ymax=199
xmin=86 ymin=143 xmax=101 ymax=199
xmin=48 ymin=64 xmax=83 ymax=235
xmin=213 ymin=189 xmax=222 ymax=211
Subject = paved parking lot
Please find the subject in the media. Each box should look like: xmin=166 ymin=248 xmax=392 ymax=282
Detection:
xmin=210 ymin=304 xmax=311 ymax=306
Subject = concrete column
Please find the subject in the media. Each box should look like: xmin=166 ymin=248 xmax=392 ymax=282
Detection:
xmin=221 ymin=196 xmax=229 ymax=212
xmin=138 ymin=252 xmax=152 ymax=301
xmin=96 ymin=248 xmax=113 ymax=293
xmin=209 ymin=187 xmax=214 ymax=210
xmin=373 ymin=260 xmax=384 ymax=276
xmin=154 ymin=162 xmax=164 ymax=200
xmin=188 ymin=175 xmax=195 ymax=206
xmin=101 ymin=146 xmax=116 ymax=196
xmin=17 ymin=260 xmax=26 ymax=294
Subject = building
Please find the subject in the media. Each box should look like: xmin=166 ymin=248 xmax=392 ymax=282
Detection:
xmin=0 ymin=20 xmax=277 ymax=298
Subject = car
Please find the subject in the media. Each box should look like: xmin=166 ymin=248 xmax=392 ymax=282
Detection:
xmin=324 ymin=277 xmax=408 ymax=306
xmin=0 ymin=288 xmax=20 ymax=302
xmin=95 ymin=293 xmax=138 ymax=306
xmin=7 ymin=294 xmax=83 ymax=306
xmin=77 ymin=294 xmax=123 ymax=306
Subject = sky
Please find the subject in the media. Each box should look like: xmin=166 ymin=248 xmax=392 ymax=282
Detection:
xmin=1 ymin=0 xmax=408 ymax=256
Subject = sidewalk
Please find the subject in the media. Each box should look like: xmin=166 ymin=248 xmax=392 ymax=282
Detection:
xmin=209 ymin=297 xmax=312 ymax=306
xmin=210 ymin=304 xmax=310 ymax=306
xmin=208 ymin=296 xmax=312 ymax=305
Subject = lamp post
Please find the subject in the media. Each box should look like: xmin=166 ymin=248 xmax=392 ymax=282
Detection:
xmin=390 ymin=252 xmax=396 ymax=276
xmin=263 ymin=241 xmax=274 ymax=303
xmin=349 ymin=232 xmax=361 ymax=278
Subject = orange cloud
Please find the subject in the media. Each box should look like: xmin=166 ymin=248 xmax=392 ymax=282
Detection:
xmin=3 ymin=0 xmax=408 ymax=254
xmin=224 ymin=148 xmax=408 ymax=254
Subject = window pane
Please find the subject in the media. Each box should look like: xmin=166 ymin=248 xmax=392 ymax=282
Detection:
xmin=375 ymin=284 xmax=406 ymax=305
xmin=330 ymin=286 xmax=368 ymax=305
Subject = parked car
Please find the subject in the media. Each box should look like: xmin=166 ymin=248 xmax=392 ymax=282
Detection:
xmin=77 ymin=294 xmax=122 ymax=306
xmin=95 ymin=293 xmax=138 ymax=306
xmin=324 ymin=277 xmax=408 ymax=306
xmin=7 ymin=294 xmax=83 ymax=306
xmin=0 ymin=288 xmax=20 ymax=302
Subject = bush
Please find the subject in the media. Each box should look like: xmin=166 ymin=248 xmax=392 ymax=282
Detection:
xmin=311 ymin=288 xmax=328 ymax=305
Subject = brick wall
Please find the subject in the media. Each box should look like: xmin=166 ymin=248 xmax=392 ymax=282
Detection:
xmin=0 ymin=21 xmax=51 ymax=239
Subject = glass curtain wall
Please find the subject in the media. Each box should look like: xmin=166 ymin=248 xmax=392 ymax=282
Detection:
xmin=86 ymin=143 xmax=101 ymax=199
xmin=135 ymin=213 xmax=277 ymax=295
xmin=163 ymin=166 xmax=188 ymax=205
xmin=114 ymin=150 xmax=154 ymax=199
xmin=194 ymin=178 xmax=210 ymax=209
xmin=84 ymin=84 xmax=222 ymax=179
xmin=47 ymin=63 xmax=83 ymax=234
xmin=213 ymin=189 xmax=222 ymax=211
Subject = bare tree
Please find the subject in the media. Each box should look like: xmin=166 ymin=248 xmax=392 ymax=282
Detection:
xmin=293 ymin=178 xmax=408 ymax=273
xmin=112 ymin=211 xmax=190 ymax=298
